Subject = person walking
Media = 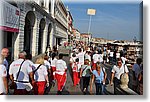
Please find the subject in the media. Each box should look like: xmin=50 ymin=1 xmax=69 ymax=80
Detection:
xmin=110 ymin=58 xmax=129 ymax=94
xmin=92 ymin=51 xmax=100 ymax=70
xmin=55 ymin=54 xmax=67 ymax=95
xmin=72 ymin=58 xmax=81 ymax=86
xmin=9 ymin=51 xmax=34 ymax=95
xmin=50 ymin=53 xmax=58 ymax=84
xmin=0 ymin=55 xmax=8 ymax=95
xmin=90 ymin=62 xmax=107 ymax=95
xmin=77 ymin=48 xmax=85 ymax=66
xmin=80 ymin=59 xmax=92 ymax=94
xmin=132 ymin=58 xmax=142 ymax=93
xmin=32 ymin=56 xmax=49 ymax=95
xmin=44 ymin=55 xmax=51 ymax=74
xmin=1 ymin=48 xmax=9 ymax=75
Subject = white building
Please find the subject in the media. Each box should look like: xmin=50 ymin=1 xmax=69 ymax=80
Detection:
xmin=0 ymin=0 xmax=68 ymax=60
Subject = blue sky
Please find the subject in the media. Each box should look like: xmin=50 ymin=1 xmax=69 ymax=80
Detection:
xmin=63 ymin=1 xmax=142 ymax=41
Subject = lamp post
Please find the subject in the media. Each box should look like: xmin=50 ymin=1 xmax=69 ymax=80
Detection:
xmin=87 ymin=9 xmax=96 ymax=45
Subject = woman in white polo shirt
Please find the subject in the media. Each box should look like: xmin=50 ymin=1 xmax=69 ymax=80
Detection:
xmin=110 ymin=58 xmax=129 ymax=94
xmin=55 ymin=54 xmax=67 ymax=95
xmin=33 ymin=57 xmax=49 ymax=95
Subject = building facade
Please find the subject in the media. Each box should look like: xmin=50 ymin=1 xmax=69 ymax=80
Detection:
xmin=66 ymin=7 xmax=73 ymax=43
xmin=0 ymin=0 xmax=69 ymax=60
xmin=80 ymin=33 xmax=91 ymax=45
xmin=72 ymin=29 xmax=80 ymax=41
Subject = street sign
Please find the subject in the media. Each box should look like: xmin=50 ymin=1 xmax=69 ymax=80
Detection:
xmin=87 ymin=9 xmax=96 ymax=15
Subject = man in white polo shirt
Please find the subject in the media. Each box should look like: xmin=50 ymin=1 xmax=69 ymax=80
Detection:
xmin=1 ymin=48 xmax=9 ymax=75
xmin=110 ymin=58 xmax=129 ymax=94
xmin=9 ymin=51 xmax=34 ymax=95
xmin=77 ymin=48 xmax=85 ymax=66
xmin=55 ymin=53 xmax=67 ymax=95
xmin=92 ymin=51 xmax=99 ymax=70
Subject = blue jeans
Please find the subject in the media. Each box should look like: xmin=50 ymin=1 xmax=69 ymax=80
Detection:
xmin=95 ymin=83 xmax=103 ymax=95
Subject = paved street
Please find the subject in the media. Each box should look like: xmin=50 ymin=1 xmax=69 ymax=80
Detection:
xmin=47 ymin=47 xmax=113 ymax=95
xmin=46 ymin=47 xmax=136 ymax=95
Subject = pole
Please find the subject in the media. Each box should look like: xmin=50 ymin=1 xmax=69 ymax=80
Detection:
xmin=88 ymin=15 xmax=92 ymax=45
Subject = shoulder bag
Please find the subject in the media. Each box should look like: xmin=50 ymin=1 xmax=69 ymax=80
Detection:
xmin=10 ymin=60 xmax=25 ymax=89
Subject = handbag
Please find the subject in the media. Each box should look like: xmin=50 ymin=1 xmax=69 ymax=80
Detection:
xmin=120 ymin=64 xmax=129 ymax=88
xmin=9 ymin=82 xmax=17 ymax=89
xmin=9 ymin=60 xmax=25 ymax=89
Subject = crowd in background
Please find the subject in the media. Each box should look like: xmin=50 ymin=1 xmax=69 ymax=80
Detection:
xmin=0 ymin=41 xmax=143 ymax=95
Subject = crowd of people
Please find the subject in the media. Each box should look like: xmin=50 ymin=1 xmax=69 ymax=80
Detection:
xmin=0 ymin=42 xmax=143 ymax=95
xmin=69 ymin=41 xmax=143 ymax=95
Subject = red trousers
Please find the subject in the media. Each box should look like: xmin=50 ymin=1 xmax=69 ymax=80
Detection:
xmin=33 ymin=81 xmax=46 ymax=95
xmin=55 ymin=73 xmax=66 ymax=91
xmin=73 ymin=71 xmax=80 ymax=86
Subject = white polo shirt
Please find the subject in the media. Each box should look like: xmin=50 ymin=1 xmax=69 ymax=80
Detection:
xmin=93 ymin=54 xmax=100 ymax=63
xmin=70 ymin=57 xmax=77 ymax=64
xmin=33 ymin=64 xmax=48 ymax=82
xmin=44 ymin=60 xmax=51 ymax=70
xmin=84 ymin=53 xmax=91 ymax=62
xmin=25 ymin=60 xmax=34 ymax=69
xmin=9 ymin=59 xmax=33 ymax=89
xmin=0 ymin=64 xmax=7 ymax=94
xmin=51 ymin=58 xmax=57 ymax=67
xmin=112 ymin=64 xmax=129 ymax=80
xmin=110 ymin=51 xmax=114 ymax=57
xmin=99 ymin=54 xmax=103 ymax=63
xmin=116 ymin=53 xmax=120 ymax=59
xmin=72 ymin=62 xmax=81 ymax=72
xmin=121 ymin=57 xmax=127 ymax=65
xmin=77 ymin=52 xmax=85 ymax=65
xmin=56 ymin=59 xmax=67 ymax=75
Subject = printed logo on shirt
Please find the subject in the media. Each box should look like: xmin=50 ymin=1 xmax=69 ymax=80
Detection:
xmin=14 ymin=64 xmax=21 ymax=67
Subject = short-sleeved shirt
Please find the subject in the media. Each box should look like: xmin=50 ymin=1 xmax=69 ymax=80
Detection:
xmin=99 ymin=54 xmax=103 ymax=63
xmin=84 ymin=54 xmax=91 ymax=62
xmin=33 ymin=64 xmax=48 ymax=82
xmin=56 ymin=59 xmax=67 ymax=75
xmin=70 ymin=57 xmax=77 ymax=64
xmin=92 ymin=68 xmax=105 ymax=83
xmin=0 ymin=64 xmax=7 ymax=94
xmin=93 ymin=54 xmax=100 ymax=63
xmin=132 ymin=63 xmax=141 ymax=78
xmin=111 ymin=64 xmax=129 ymax=80
xmin=44 ymin=60 xmax=51 ymax=70
xmin=110 ymin=52 xmax=114 ymax=57
xmin=51 ymin=58 xmax=57 ymax=67
xmin=121 ymin=57 xmax=127 ymax=65
xmin=116 ymin=53 xmax=120 ymax=58
xmin=72 ymin=62 xmax=81 ymax=72
xmin=26 ymin=60 xmax=34 ymax=69
xmin=81 ymin=65 xmax=91 ymax=77
xmin=9 ymin=59 xmax=33 ymax=89
xmin=77 ymin=52 xmax=85 ymax=65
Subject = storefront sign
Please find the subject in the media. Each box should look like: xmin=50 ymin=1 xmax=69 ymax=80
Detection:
xmin=0 ymin=0 xmax=20 ymax=32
